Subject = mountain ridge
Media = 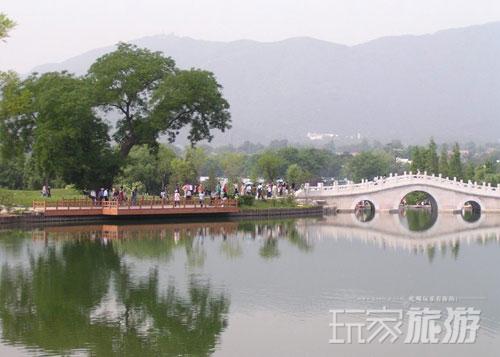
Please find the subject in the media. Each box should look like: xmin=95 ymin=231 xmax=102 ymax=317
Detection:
xmin=31 ymin=22 xmax=500 ymax=145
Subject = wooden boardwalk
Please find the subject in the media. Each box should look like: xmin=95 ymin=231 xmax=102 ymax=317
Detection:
xmin=33 ymin=197 xmax=239 ymax=217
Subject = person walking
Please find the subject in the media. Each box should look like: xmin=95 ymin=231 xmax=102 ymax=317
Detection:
xmin=118 ymin=186 xmax=125 ymax=205
xmin=97 ymin=188 xmax=104 ymax=203
xmin=90 ymin=189 xmax=96 ymax=204
xmin=131 ymin=187 xmax=138 ymax=206
xmin=174 ymin=189 xmax=181 ymax=207
xmin=216 ymin=182 xmax=222 ymax=198
xmin=198 ymin=184 xmax=205 ymax=207
xmin=257 ymin=183 xmax=263 ymax=200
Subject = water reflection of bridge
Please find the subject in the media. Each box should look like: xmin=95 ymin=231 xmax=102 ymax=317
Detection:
xmin=301 ymin=213 xmax=500 ymax=253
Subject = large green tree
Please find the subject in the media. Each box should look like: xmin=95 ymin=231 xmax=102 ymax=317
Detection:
xmin=0 ymin=72 xmax=117 ymax=188
xmin=220 ymin=152 xmax=246 ymax=182
xmin=256 ymin=151 xmax=282 ymax=181
xmin=410 ymin=146 xmax=426 ymax=173
xmin=286 ymin=163 xmax=310 ymax=186
xmin=347 ymin=151 xmax=392 ymax=182
xmin=88 ymin=43 xmax=231 ymax=159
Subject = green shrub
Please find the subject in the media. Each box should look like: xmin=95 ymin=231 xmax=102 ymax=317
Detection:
xmin=285 ymin=195 xmax=296 ymax=206
xmin=238 ymin=195 xmax=255 ymax=206
xmin=0 ymin=189 xmax=14 ymax=211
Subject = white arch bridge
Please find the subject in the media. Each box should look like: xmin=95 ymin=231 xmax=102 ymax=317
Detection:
xmin=295 ymin=172 xmax=500 ymax=212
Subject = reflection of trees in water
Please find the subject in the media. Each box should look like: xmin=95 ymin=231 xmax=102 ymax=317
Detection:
xmin=409 ymin=240 xmax=461 ymax=261
xmin=462 ymin=209 xmax=481 ymax=223
xmin=113 ymin=227 xmax=211 ymax=268
xmin=0 ymin=239 xmax=229 ymax=356
xmin=112 ymin=220 xmax=314 ymax=261
xmin=220 ymin=238 xmax=243 ymax=259
xmin=260 ymin=238 xmax=280 ymax=259
xmin=451 ymin=241 xmax=460 ymax=260
xmin=236 ymin=220 xmax=313 ymax=259
xmin=426 ymin=245 xmax=436 ymax=263
xmin=32 ymin=220 xmax=313 ymax=264
xmin=0 ymin=229 xmax=29 ymax=256
xmin=403 ymin=209 xmax=437 ymax=232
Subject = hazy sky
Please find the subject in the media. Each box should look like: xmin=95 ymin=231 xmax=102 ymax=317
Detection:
xmin=2 ymin=0 xmax=500 ymax=73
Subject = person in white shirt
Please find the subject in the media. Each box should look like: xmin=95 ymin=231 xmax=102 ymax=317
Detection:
xmin=174 ymin=191 xmax=181 ymax=207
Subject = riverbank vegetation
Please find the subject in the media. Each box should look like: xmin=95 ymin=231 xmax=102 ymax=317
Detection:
xmin=237 ymin=195 xmax=302 ymax=210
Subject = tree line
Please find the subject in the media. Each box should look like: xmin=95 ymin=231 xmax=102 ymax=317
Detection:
xmin=2 ymin=125 xmax=500 ymax=193
xmin=409 ymin=139 xmax=500 ymax=185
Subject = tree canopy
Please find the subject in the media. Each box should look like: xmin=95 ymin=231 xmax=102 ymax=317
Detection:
xmin=347 ymin=151 xmax=392 ymax=182
xmin=88 ymin=43 xmax=231 ymax=159
xmin=0 ymin=13 xmax=15 ymax=40
xmin=0 ymin=72 xmax=117 ymax=188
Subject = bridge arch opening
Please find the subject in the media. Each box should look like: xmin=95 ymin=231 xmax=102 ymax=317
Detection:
xmin=461 ymin=200 xmax=481 ymax=223
xmin=354 ymin=200 xmax=375 ymax=222
xmin=399 ymin=191 xmax=438 ymax=232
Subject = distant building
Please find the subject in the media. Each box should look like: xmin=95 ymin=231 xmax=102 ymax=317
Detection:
xmin=396 ymin=157 xmax=412 ymax=165
xmin=307 ymin=132 xmax=337 ymax=141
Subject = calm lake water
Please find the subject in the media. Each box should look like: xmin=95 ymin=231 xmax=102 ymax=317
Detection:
xmin=1 ymin=211 xmax=500 ymax=356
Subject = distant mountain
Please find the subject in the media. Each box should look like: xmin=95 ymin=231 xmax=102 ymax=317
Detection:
xmin=33 ymin=23 xmax=500 ymax=144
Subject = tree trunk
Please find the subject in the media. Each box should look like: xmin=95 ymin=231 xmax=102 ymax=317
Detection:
xmin=119 ymin=136 xmax=136 ymax=159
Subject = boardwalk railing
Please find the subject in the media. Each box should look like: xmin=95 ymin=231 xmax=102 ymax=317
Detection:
xmin=33 ymin=196 xmax=239 ymax=216
xmin=32 ymin=198 xmax=96 ymax=210
xmin=101 ymin=197 xmax=238 ymax=209
xmin=297 ymin=171 xmax=500 ymax=198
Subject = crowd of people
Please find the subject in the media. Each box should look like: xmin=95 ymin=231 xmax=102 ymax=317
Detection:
xmin=85 ymin=186 xmax=138 ymax=205
xmin=250 ymin=181 xmax=296 ymax=200
xmin=79 ymin=179 xmax=296 ymax=207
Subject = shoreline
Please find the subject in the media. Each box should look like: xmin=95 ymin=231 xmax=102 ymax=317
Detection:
xmin=0 ymin=206 xmax=324 ymax=228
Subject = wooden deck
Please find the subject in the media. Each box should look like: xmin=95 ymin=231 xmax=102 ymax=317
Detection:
xmin=33 ymin=197 xmax=239 ymax=217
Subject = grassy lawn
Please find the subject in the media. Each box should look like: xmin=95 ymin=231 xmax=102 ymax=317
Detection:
xmin=6 ymin=188 xmax=84 ymax=208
